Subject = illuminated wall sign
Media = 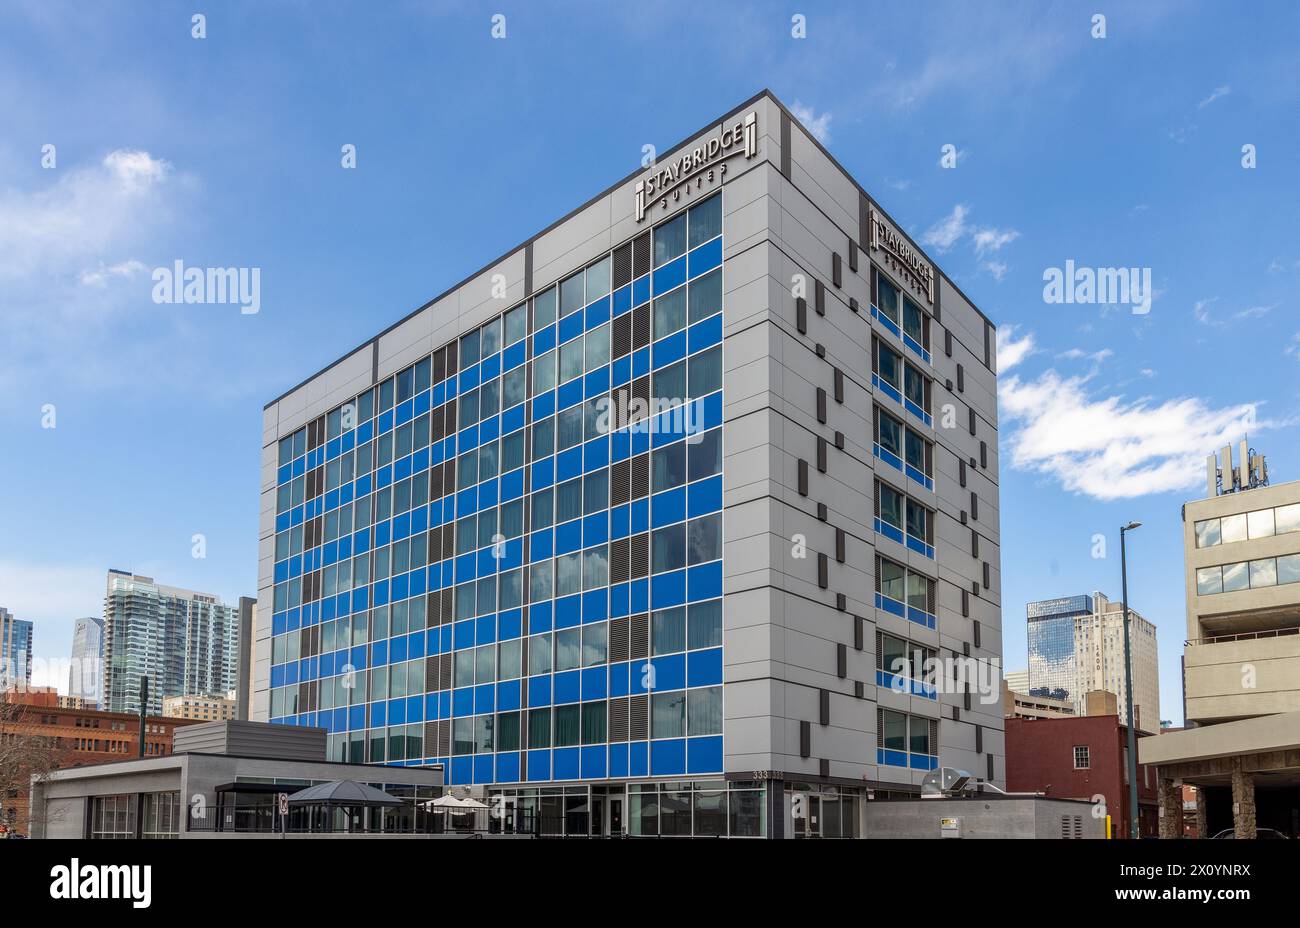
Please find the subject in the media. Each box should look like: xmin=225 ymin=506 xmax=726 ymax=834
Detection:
xmin=869 ymin=207 xmax=935 ymax=304
xmin=635 ymin=111 xmax=758 ymax=222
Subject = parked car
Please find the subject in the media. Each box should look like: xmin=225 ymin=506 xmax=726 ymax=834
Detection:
xmin=1211 ymin=827 xmax=1290 ymax=839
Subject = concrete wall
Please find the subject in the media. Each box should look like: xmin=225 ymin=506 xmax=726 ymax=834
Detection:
xmin=1183 ymin=480 xmax=1300 ymax=640
xmin=1185 ymin=635 xmax=1300 ymax=721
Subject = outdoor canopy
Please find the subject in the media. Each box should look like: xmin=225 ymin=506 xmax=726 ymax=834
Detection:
xmin=286 ymin=780 xmax=404 ymax=807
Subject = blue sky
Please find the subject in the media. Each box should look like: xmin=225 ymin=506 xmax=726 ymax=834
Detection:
xmin=2 ymin=1 xmax=1297 ymax=724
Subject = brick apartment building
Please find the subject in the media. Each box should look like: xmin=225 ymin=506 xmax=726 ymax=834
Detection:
xmin=1005 ymin=701 xmax=1159 ymax=838
xmin=1 ymin=687 xmax=200 ymax=835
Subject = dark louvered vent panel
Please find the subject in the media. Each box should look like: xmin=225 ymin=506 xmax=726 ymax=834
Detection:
xmin=630 ymin=453 xmax=649 ymax=500
xmin=608 ymin=697 xmax=629 ymax=742
xmin=613 ymin=242 xmax=633 ymax=289
xmin=440 ymin=653 xmax=452 ymax=685
xmin=632 ymin=231 xmax=652 ymax=279
xmin=611 ymin=460 xmax=631 ymax=506
xmin=609 ymin=538 xmax=630 ymax=583
xmin=609 ymin=616 xmax=630 ymax=662
xmin=630 ymin=376 xmax=650 ymax=424
xmin=929 ymin=719 xmax=939 ymax=755
xmin=630 ymin=534 xmax=649 ymax=578
xmin=612 ymin=313 xmax=632 ymax=359
xmin=632 ymin=305 xmax=651 ymax=349
xmin=630 ymin=613 xmax=649 ymax=660
xmin=630 ymin=694 xmax=649 ymax=739
xmin=876 ymin=708 xmax=885 ymax=747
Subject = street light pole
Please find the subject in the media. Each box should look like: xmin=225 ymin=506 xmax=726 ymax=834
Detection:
xmin=1120 ymin=521 xmax=1142 ymax=839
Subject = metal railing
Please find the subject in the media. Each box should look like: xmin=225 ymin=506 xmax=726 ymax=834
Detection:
xmin=186 ymin=804 xmax=538 ymax=836
xmin=1186 ymin=626 xmax=1300 ymax=646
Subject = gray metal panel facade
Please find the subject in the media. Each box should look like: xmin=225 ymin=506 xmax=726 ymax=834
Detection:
xmin=173 ymin=720 xmax=328 ymax=761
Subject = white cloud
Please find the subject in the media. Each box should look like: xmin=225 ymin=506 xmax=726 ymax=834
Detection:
xmin=922 ymin=204 xmax=1019 ymax=260
xmin=996 ymin=325 xmax=1035 ymax=372
xmin=921 ymin=203 xmax=969 ymax=251
xmin=972 ymin=226 xmax=1019 ymax=256
xmin=1056 ymin=347 xmax=1113 ymax=365
xmin=1234 ymin=303 xmax=1277 ymax=320
xmin=0 ymin=149 xmax=172 ymax=281
xmin=1195 ymin=298 xmax=1278 ymax=326
xmin=790 ymin=102 xmax=832 ymax=143
xmin=1197 ymin=85 xmax=1231 ymax=109
xmin=1193 ymin=297 xmax=1218 ymax=325
xmin=984 ymin=260 xmax=1008 ymax=281
xmin=79 ymin=259 xmax=147 ymax=287
xmin=0 ymin=149 xmax=194 ymax=401
xmin=999 ymin=339 xmax=1269 ymax=500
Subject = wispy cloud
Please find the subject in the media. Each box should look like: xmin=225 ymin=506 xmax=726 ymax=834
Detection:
xmin=972 ymin=226 xmax=1019 ymax=257
xmin=79 ymin=259 xmax=147 ymax=287
xmin=923 ymin=204 xmax=1019 ymax=263
xmin=999 ymin=333 xmax=1270 ymax=500
xmin=0 ymin=149 xmax=173 ymax=281
xmin=1197 ymin=84 xmax=1231 ymax=108
xmin=984 ymin=260 xmax=1008 ymax=281
xmin=1195 ymin=298 xmax=1279 ymax=326
xmin=921 ymin=203 xmax=969 ymax=251
xmin=0 ymin=149 xmax=201 ymax=400
xmin=790 ymin=101 xmax=832 ymax=143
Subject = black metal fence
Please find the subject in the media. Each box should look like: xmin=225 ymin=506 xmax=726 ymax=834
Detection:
xmin=186 ymin=803 xmax=539 ymax=836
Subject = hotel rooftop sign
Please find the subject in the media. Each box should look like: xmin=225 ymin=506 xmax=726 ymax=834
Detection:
xmin=635 ymin=111 xmax=758 ymax=223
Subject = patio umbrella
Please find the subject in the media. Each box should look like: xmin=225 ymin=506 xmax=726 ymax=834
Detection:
xmin=423 ymin=795 xmax=464 ymax=809
xmin=286 ymin=780 xmax=405 ymax=807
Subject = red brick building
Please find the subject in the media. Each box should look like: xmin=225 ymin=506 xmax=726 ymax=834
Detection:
xmin=1005 ymin=714 xmax=1160 ymax=838
xmin=1 ymin=688 xmax=201 ymax=835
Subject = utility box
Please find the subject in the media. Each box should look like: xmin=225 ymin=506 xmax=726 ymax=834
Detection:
xmin=866 ymin=796 xmax=1103 ymax=839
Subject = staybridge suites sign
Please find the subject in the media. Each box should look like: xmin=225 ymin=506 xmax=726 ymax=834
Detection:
xmin=869 ymin=207 xmax=935 ymax=304
xmin=635 ymin=111 xmax=758 ymax=222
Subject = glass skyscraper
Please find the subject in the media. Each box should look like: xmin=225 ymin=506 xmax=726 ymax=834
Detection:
xmin=68 ymin=616 xmax=105 ymax=706
xmin=103 ymin=570 xmax=240 ymax=715
xmin=256 ymin=91 xmax=1004 ymax=837
xmin=1026 ymin=592 xmax=1159 ymax=730
xmin=0 ymin=607 xmax=34 ymax=690
xmin=1026 ymin=595 xmax=1091 ymax=703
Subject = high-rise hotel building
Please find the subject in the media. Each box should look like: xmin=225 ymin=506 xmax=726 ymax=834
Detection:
xmin=255 ymin=91 xmax=1004 ymax=838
